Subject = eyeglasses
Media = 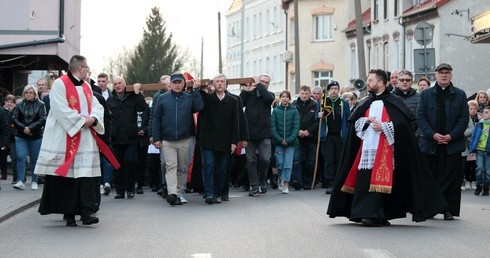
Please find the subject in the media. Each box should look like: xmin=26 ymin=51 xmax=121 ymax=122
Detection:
xmin=80 ymin=65 xmax=90 ymax=70
xmin=398 ymin=78 xmax=412 ymax=82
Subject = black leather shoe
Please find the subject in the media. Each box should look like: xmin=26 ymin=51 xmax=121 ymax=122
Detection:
xmin=221 ymin=196 xmax=230 ymax=201
xmin=114 ymin=194 xmax=125 ymax=199
xmin=66 ymin=218 xmax=77 ymax=227
xmin=443 ymin=212 xmax=454 ymax=220
xmin=81 ymin=215 xmax=99 ymax=225
xmin=136 ymin=187 xmax=143 ymax=194
xmin=361 ymin=218 xmax=383 ymax=227
xmin=127 ymin=192 xmax=134 ymax=198
xmin=166 ymin=194 xmax=178 ymax=205
xmin=213 ymin=197 xmax=222 ymax=204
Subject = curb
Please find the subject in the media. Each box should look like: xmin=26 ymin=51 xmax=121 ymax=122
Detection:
xmin=0 ymin=198 xmax=40 ymax=224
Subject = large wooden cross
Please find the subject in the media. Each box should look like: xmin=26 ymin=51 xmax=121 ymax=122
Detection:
xmin=125 ymin=77 xmax=256 ymax=91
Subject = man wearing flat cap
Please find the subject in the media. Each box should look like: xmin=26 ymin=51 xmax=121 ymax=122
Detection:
xmin=317 ymin=81 xmax=350 ymax=193
xmin=417 ymin=63 xmax=469 ymax=220
xmin=152 ymin=72 xmax=203 ymax=206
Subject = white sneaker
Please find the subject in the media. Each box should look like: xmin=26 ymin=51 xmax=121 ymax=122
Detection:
xmin=31 ymin=182 xmax=38 ymax=190
xmin=100 ymin=185 xmax=105 ymax=194
xmin=278 ymin=180 xmax=284 ymax=191
xmin=180 ymin=195 xmax=187 ymax=203
xmin=13 ymin=181 xmax=25 ymax=190
xmin=282 ymin=187 xmax=289 ymax=194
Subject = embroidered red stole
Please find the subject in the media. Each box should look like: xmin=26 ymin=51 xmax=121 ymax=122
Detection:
xmin=55 ymin=76 xmax=120 ymax=177
xmin=341 ymin=105 xmax=394 ymax=194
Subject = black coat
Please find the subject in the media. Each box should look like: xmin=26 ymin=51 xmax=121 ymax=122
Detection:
xmin=292 ymin=98 xmax=318 ymax=143
xmin=240 ymin=83 xmax=275 ymax=140
xmin=327 ymin=90 xmax=448 ymax=222
xmin=107 ymin=91 xmax=147 ymax=145
xmin=228 ymin=92 xmax=249 ymax=141
xmin=198 ymin=91 xmax=239 ymax=152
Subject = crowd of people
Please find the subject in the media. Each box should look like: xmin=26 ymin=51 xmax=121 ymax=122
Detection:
xmin=0 ymin=55 xmax=487 ymax=228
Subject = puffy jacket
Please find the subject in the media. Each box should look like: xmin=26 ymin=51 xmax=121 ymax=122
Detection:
xmin=271 ymin=104 xmax=300 ymax=146
xmin=416 ymin=83 xmax=469 ymax=155
xmin=468 ymin=121 xmax=490 ymax=154
xmin=152 ymin=89 xmax=203 ymax=141
xmin=12 ymin=99 xmax=46 ymax=139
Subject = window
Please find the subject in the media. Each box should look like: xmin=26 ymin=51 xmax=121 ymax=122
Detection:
xmin=313 ymin=71 xmax=333 ymax=88
xmin=266 ymin=9 xmax=270 ymax=34
xmin=350 ymin=48 xmax=358 ymax=79
xmin=383 ymin=42 xmax=389 ymax=70
xmin=373 ymin=0 xmax=379 ymax=20
xmin=393 ymin=42 xmax=399 ymax=70
xmin=406 ymin=40 xmax=413 ymax=71
xmin=258 ymin=12 xmax=263 ymax=37
xmin=374 ymin=45 xmax=380 ymax=68
xmin=367 ymin=45 xmax=371 ymax=70
xmin=394 ymin=0 xmax=399 ymax=17
xmin=383 ymin=0 xmax=388 ymax=20
xmin=314 ymin=15 xmax=333 ymax=41
xmin=253 ymin=14 xmax=257 ymax=38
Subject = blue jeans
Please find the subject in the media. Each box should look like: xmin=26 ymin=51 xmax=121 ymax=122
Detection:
xmin=475 ymin=150 xmax=490 ymax=187
xmin=16 ymin=137 xmax=42 ymax=183
xmin=100 ymin=155 xmax=113 ymax=185
xmin=201 ymin=147 xmax=229 ymax=198
xmin=275 ymin=145 xmax=295 ymax=182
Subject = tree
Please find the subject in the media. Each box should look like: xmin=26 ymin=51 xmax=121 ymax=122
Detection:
xmin=124 ymin=7 xmax=183 ymax=84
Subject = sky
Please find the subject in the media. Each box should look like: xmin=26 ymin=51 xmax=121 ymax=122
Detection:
xmin=80 ymin=0 xmax=234 ymax=80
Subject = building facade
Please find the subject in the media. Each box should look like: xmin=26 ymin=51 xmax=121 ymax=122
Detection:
xmin=226 ymin=0 xmax=286 ymax=95
xmin=0 ymin=0 xmax=81 ymax=95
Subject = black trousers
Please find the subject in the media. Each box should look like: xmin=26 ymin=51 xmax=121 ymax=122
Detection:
xmin=113 ymin=143 xmax=139 ymax=194
xmin=424 ymin=148 xmax=462 ymax=216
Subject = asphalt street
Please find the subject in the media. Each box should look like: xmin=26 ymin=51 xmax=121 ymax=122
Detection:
xmin=0 ymin=185 xmax=489 ymax=258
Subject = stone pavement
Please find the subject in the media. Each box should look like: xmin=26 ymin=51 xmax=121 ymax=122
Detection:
xmin=0 ymin=175 xmax=42 ymax=223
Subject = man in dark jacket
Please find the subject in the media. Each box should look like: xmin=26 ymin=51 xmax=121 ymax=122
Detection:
xmin=318 ymin=81 xmax=351 ymax=193
xmin=416 ymin=63 xmax=469 ymax=220
xmin=153 ymin=73 xmax=203 ymax=205
xmin=107 ymin=76 xmax=147 ymax=199
xmin=240 ymin=74 xmax=275 ymax=196
xmin=393 ymin=70 xmax=420 ymax=137
xmin=291 ymin=85 xmax=318 ymax=190
xmin=197 ymin=74 xmax=239 ymax=204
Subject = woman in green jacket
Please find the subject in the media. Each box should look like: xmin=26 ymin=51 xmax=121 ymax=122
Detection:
xmin=271 ymin=91 xmax=300 ymax=193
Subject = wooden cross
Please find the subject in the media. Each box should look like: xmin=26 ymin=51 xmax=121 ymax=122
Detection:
xmin=125 ymin=77 xmax=256 ymax=92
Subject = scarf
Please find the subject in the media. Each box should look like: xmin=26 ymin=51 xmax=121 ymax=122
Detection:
xmin=55 ymin=75 xmax=120 ymax=177
xmin=342 ymin=100 xmax=394 ymax=194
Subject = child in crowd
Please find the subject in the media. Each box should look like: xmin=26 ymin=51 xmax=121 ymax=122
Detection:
xmin=271 ymin=91 xmax=300 ymax=194
xmin=469 ymin=105 xmax=490 ymax=196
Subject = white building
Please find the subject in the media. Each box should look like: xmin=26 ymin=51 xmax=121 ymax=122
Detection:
xmin=226 ymin=0 xmax=286 ymax=95
xmin=345 ymin=0 xmax=490 ymax=94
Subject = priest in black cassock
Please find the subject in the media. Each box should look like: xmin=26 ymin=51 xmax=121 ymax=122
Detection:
xmin=327 ymin=69 xmax=447 ymax=227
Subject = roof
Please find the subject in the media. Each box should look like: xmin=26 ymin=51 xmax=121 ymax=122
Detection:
xmin=227 ymin=0 xmax=243 ymax=14
xmin=345 ymin=8 xmax=371 ymax=31
xmin=401 ymin=0 xmax=449 ymax=17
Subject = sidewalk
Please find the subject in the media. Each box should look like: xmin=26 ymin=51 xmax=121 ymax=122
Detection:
xmin=0 ymin=175 xmax=42 ymax=223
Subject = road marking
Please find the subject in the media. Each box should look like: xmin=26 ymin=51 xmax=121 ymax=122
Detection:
xmin=191 ymin=253 xmax=212 ymax=258
xmin=363 ymin=249 xmax=395 ymax=258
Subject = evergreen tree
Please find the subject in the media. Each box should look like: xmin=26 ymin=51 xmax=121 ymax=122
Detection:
xmin=125 ymin=7 xmax=183 ymax=84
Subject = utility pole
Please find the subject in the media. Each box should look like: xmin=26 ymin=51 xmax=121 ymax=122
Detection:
xmin=200 ymin=37 xmax=204 ymax=80
xmin=218 ymin=12 xmax=223 ymax=74
xmin=293 ymin=0 xmax=300 ymax=93
xmin=354 ymin=0 xmax=367 ymax=88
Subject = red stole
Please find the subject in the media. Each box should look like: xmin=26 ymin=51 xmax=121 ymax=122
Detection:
xmin=341 ymin=105 xmax=394 ymax=194
xmin=55 ymin=75 xmax=120 ymax=177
